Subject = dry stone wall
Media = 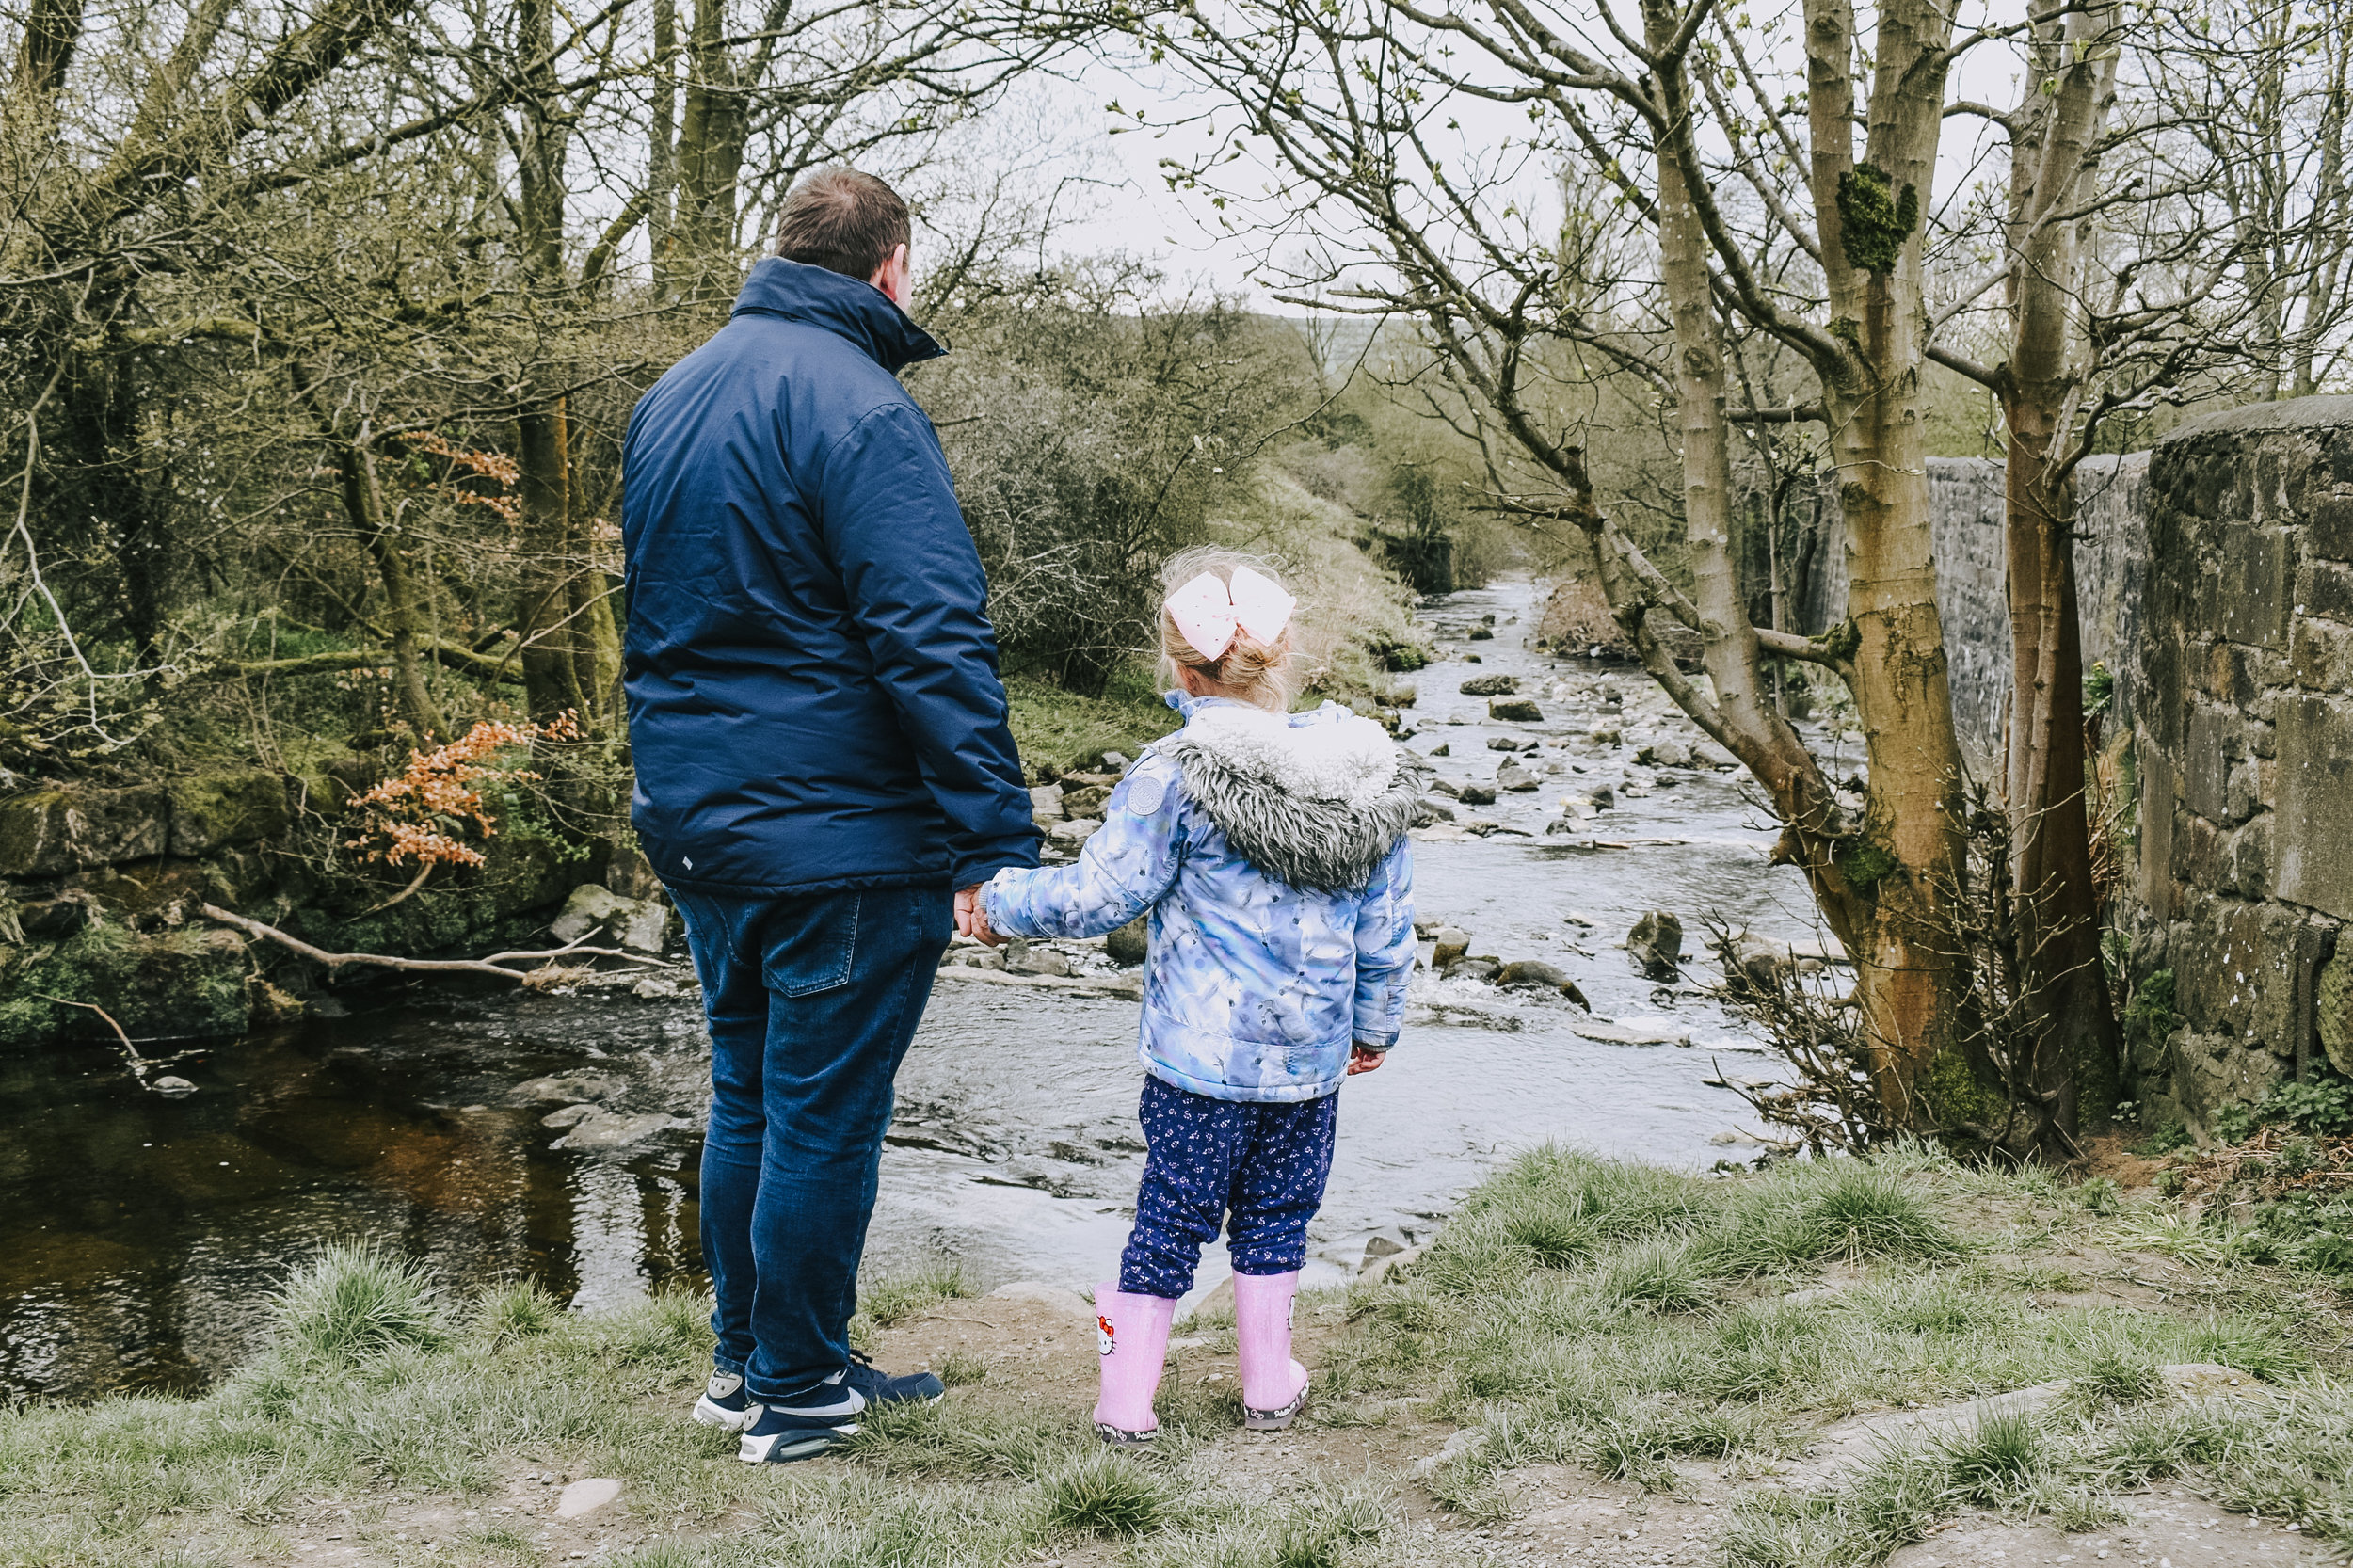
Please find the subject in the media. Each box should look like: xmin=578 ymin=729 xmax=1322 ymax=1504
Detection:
xmin=2127 ymin=398 xmax=2353 ymax=1128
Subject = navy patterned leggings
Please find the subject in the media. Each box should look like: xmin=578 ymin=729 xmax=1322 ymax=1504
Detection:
xmin=1118 ymin=1076 xmax=1340 ymax=1299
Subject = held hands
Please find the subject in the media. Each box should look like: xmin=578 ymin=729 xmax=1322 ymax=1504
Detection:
xmin=954 ymin=884 xmax=1003 ymax=947
xmin=1347 ymin=1043 xmax=1385 ymax=1076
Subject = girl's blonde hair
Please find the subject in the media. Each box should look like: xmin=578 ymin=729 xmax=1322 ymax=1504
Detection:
xmin=1157 ymin=546 xmax=1295 ymax=713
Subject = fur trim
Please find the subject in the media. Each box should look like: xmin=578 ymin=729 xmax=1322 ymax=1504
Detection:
xmin=1160 ymin=706 xmax=1421 ymax=893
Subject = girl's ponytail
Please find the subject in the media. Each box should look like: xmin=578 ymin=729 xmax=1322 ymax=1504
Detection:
xmin=1157 ymin=547 xmax=1295 ymax=713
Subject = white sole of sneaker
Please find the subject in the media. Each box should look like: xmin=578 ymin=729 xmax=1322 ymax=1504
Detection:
xmin=739 ymin=1425 xmax=855 ymax=1464
xmin=693 ymin=1396 xmax=756 ymax=1432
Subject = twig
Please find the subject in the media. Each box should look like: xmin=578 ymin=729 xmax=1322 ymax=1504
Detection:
xmin=37 ymin=993 xmax=158 ymax=1089
xmin=200 ymin=903 xmax=672 ymax=984
xmin=355 ymin=860 xmax=434 ymax=917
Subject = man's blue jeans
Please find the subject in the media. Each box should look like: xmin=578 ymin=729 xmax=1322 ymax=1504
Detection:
xmin=671 ymin=884 xmax=952 ymax=1400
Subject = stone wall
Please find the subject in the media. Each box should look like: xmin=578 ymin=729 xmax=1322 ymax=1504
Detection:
xmin=2125 ymin=398 xmax=2353 ymax=1128
xmin=1780 ymin=411 xmax=2353 ymax=1130
xmin=1784 ymin=454 xmax=2149 ymax=773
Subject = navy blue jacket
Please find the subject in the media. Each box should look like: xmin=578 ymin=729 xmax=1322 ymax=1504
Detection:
xmin=621 ymin=259 xmax=1037 ymax=897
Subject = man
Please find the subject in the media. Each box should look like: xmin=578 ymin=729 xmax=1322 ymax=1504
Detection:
xmin=620 ymin=167 xmax=1036 ymax=1464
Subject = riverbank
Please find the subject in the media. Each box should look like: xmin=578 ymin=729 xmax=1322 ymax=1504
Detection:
xmin=6 ymin=1145 xmax=2345 ymax=1568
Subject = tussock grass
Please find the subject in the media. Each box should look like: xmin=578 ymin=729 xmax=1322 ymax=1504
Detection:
xmin=271 ymin=1241 xmax=449 ymax=1366
xmin=1033 ymin=1448 xmax=1176 ymax=1536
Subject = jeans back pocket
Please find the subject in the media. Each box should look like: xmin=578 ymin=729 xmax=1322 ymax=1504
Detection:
xmin=760 ymin=890 xmax=862 ymax=997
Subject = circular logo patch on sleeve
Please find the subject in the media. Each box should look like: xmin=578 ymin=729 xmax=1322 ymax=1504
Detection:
xmin=1124 ymin=773 xmax=1168 ymax=816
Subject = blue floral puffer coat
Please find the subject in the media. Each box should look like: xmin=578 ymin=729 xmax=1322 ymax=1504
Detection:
xmin=984 ymin=695 xmax=1418 ymax=1103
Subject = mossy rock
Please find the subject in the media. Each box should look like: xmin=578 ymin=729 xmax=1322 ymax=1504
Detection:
xmin=0 ymin=923 xmax=254 ymax=1048
xmin=168 ymin=771 xmax=292 ymax=856
xmin=0 ymin=785 xmax=170 ymax=877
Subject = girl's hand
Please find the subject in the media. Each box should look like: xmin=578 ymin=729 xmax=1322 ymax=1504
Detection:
xmin=956 ymin=884 xmax=1004 ymax=947
xmin=1346 ymin=1043 xmax=1385 ymax=1076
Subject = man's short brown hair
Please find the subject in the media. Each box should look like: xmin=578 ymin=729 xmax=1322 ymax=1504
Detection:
xmin=773 ymin=167 xmax=911 ymax=280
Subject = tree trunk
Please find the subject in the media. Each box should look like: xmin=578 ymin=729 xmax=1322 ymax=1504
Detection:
xmin=515 ymin=402 xmax=588 ymax=726
xmin=343 ymin=427 xmax=447 ymax=742
xmin=1993 ymin=0 xmax=2125 ymax=1156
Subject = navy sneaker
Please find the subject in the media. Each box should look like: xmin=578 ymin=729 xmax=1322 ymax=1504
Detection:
xmin=692 ymin=1369 xmax=756 ymax=1432
xmin=738 ymin=1369 xmax=865 ymax=1464
xmin=735 ymin=1356 xmax=944 ymax=1464
xmin=844 ymin=1349 xmax=945 ymax=1407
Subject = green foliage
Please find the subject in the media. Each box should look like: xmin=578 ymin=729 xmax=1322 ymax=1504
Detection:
xmin=2084 ymin=661 xmax=2116 ymax=716
xmin=1003 ymin=666 xmax=1181 ymax=779
xmin=1834 ymin=163 xmax=1922 ymax=275
xmin=473 ymin=1278 xmax=562 ymax=1346
xmin=1939 ymin=1410 xmax=2049 ymax=1504
xmin=269 ymin=1243 xmax=448 ymax=1367
xmin=1834 ymin=839 xmax=1899 ymax=896
xmin=1364 ymin=629 xmax=1433 ymax=672
xmin=2121 ymin=968 xmax=2179 ymax=1058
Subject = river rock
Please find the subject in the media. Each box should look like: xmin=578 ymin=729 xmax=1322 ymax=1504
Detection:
xmin=1361 ymin=1244 xmax=1427 ymax=1285
xmin=1591 ymin=783 xmax=1616 ymax=809
xmin=1061 ymin=783 xmax=1113 ymax=817
xmin=1497 ymin=961 xmax=1591 ymax=1007
xmin=1449 ymin=956 xmax=1502 ymax=983
xmin=1637 ymin=737 xmax=1691 ymax=769
xmin=1719 ymin=932 xmax=1806 ymax=996
xmin=1627 ymin=910 xmax=1685 ymax=979
xmin=1100 ymin=750 xmax=1133 ymax=774
xmin=1429 ymin=743 xmax=1450 ymax=757
xmin=541 ymin=1102 xmax=601 ymax=1128
xmin=0 ymin=784 xmax=170 ymax=876
xmin=552 ymin=1109 xmax=689 ymax=1152
xmin=1457 ymin=783 xmax=1497 ymax=806
xmin=1496 ymin=762 xmax=1540 ymax=792
xmin=1105 ymin=915 xmax=1148 ymax=967
xmin=1417 ymin=796 xmax=1456 ymax=823
xmin=513 ymin=1074 xmax=618 ymax=1105
xmin=1430 ymin=927 xmax=1473 ymax=967
xmin=1459 ymin=674 xmax=1519 ymax=696
xmin=1430 ymin=778 xmax=1462 ymax=798
xmin=1047 ymin=818 xmax=1102 ymax=850
xmin=1693 ymin=740 xmax=1739 ymax=769
xmin=1486 ymin=735 xmax=1524 ymax=752
xmin=1005 ymin=941 xmax=1071 ymax=978
xmin=1589 ymin=724 xmax=1623 ymax=744
xmin=150 ymin=1075 xmax=198 ymax=1097
xmin=1029 ymin=783 xmax=1066 ymax=823
xmin=550 ymin=884 xmax=671 ymax=954
xmin=1489 ymin=698 xmax=1545 ymax=723
xmin=1466 ymin=627 xmax=1494 ymax=641
xmin=554 ymin=1479 xmax=623 ymax=1519
xmin=1597 ymin=680 xmax=1625 ymax=706
xmin=989 ymin=1281 xmax=1094 ymax=1316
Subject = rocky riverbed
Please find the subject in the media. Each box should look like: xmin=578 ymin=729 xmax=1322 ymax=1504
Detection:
xmin=0 ymin=577 xmax=1849 ymax=1405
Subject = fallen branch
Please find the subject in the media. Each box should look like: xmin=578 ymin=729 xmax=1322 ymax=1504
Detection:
xmin=35 ymin=993 xmax=180 ymax=1092
xmin=200 ymin=903 xmax=672 ymax=985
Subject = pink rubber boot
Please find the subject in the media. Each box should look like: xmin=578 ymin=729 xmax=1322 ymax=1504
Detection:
xmin=1232 ymin=1270 xmax=1310 ymax=1430
xmin=1091 ymin=1284 xmax=1176 ymax=1446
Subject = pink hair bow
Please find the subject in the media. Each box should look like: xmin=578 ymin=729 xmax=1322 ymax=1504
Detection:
xmin=1163 ymin=567 xmax=1296 ymax=661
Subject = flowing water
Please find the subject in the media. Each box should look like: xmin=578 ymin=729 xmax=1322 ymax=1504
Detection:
xmin=0 ymin=578 xmax=1837 ymax=1405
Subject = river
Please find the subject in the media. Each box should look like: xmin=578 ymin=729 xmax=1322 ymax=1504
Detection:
xmin=0 ymin=578 xmax=1836 ymax=1404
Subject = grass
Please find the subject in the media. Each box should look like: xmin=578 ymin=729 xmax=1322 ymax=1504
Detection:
xmin=1003 ymin=665 xmax=1181 ymax=778
xmin=4 ymin=1153 xmax=2347 ymax=1568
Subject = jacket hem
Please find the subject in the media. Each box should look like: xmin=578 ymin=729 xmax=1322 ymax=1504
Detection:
xmin=657 ymin=867 xmax=952 ymax=900
xmin=1140 ymin=1049 xmax=1345 ymax=1105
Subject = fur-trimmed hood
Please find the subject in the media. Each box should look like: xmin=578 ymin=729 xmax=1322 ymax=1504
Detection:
xmin=1157 ymin=697 xmax=1421 ymax=894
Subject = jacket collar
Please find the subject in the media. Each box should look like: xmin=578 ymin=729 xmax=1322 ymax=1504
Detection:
xmin=730 ymin=257 xmax=946 ymax=374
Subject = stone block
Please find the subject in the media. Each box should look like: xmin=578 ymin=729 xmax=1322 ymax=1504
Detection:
xmin=167 ymin=770 xmax=291 ymax=857
xmin=2219 ymin=526 xmax=2291 ymax=647
xmin=2171 ymin=1031 xmax=2288 ymax=1133
xmin=2291 ymin=616 xmax=2353 ymax=691
xmin=2311 ymin=494 xmax=2353 ymax=561
xmin=2300 ymin=558 xmax=2353 ymax=624
xmin=2181 ymin=704 xmax=2241 ymax=822
xmin=2171 ymin=812 xmax=2227 ymax=891
xmin=2320 ymin=947 xmax=2353 ymax=1077
xmin=0 ymin=786 xmax=169 ymax=877
xmin=2226 ymin=758 xmax=2264 ymax=824
xmin=2171 ymin=895 xmax=2306 ymax=1048
xmin=2231 ymin=816 xmax=2273 ymax=900
xmin=2276 ymin=693 xmax=2353 ymax=921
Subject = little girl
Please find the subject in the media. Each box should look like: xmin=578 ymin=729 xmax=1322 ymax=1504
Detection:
xmin=980 ymin=548 xmax=1417 ymax=1446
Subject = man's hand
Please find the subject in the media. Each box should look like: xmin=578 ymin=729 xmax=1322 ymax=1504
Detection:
xmin=1347 ymin=1043 xmax=1385 ymax=1076
xmin=955 ymin=884 xmax=1003 ymax=947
